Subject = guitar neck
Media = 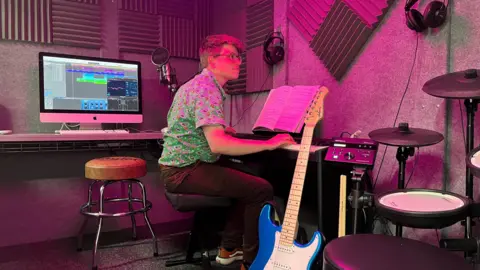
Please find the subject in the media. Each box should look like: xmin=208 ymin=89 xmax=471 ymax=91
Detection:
xmin=280 ymin=125 xmax=315 ymax=246
xmin=338 ymin=175 xmax=347 ymax=237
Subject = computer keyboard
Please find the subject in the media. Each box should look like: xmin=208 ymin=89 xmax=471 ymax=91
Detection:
xmin=56 ymin=129 xmax=130 ymax=135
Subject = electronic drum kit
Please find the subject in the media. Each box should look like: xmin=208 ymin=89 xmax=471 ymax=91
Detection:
xmin=367 ymin=69 xmax=480 ymax=255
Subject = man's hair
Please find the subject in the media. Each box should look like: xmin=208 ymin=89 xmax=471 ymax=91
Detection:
xmin=199 ymin=34 xmax=245 ymax=69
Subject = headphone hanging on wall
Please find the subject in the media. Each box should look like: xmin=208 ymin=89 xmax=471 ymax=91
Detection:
xmin=263 ymin=31 xmax=285 ymax=65
xmin=405 ymin=0 xmax=448 ymax=32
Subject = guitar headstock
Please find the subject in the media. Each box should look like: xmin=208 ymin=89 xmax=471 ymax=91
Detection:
xmin=305 ymin=86 xmax=329 ymax=127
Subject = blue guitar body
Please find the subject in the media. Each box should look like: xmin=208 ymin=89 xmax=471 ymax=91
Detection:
xmin=250 ymin=203 xmax=324 ymax=270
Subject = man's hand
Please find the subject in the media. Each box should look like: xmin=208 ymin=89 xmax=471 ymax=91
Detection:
xmin=202 ymin=125 xmax=294 ymax=156
xmin=267 ymin=134 xmax=296 ymax=150
xmin=225 ymin=126 xmax=236 ymax=135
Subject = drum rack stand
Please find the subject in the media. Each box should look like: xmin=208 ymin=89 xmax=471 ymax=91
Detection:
xmin=349 ymin=166 xmax=374 ymax=235
xmin=395 ymin=145 xmax=416 ymax=237
xmin=440 ymin=99 xmax=480 ymax=260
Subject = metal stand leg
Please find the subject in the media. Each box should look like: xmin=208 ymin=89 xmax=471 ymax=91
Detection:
xmin=92 ymin=182 xmax=108 ymax=270
xmin=464 ymin=99 xmax=478 ymax=241
xmin=77 ymin=181 xmax=97 ymax=251
xmin=128 ymin=183 xmax=137 ymax=240
xmin=78 ymin=178 xmax=158 ymax=269
xmin=349 ymin=166 xmax=373 ymax=235
xmin=165 ymin=211 xmax=216 ymax=268
xmin=185 ymin=230 xmax=199 ymax=262
xmin=136 ymin=180 xmax=159 ymax=257
xmin=439 ymin=100 xmax=480 ymax=259
xmin=395 ymin=146 xmax=414 ymax=237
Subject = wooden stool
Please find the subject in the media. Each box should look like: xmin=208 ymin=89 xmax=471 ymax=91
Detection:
xmin=77 ymin=156 xmax=159 ymax=270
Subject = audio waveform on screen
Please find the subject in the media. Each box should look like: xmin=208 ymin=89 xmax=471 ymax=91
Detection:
xmin=106 ymin=79 xmax=138 ymax=97
xmin=70 ymin=64 xmax=137 ymax=73
xmin=66 ymin=68 xmax=125 ymax=76
xmin=69 ymin=71 xmax=125 ymax=85
xmin=67 ymin=64 xmax=126 ymax=85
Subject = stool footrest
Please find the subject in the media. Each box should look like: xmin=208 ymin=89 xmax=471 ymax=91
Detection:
xmin=80 ymin=198 xmax=153 ymax=218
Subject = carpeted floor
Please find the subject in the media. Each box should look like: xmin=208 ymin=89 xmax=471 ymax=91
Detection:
xmin=0 ymin=232 xmax=241 ymax=270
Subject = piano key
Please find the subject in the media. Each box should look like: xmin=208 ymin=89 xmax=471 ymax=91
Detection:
xmin=281 ymin=144 xmax=328 ymax=152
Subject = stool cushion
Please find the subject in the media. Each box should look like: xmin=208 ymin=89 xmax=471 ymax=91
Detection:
xmin=85 ymin=156 xmax=147 ymax=180
xmin=323 ymin=234 xmax=471 ymax=270
xmin=165 ymin=190 xmax=231 ymax=212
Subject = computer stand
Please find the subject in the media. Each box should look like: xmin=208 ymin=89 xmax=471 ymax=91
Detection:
xmin=349 ymin=166 xmax=374 ymax=235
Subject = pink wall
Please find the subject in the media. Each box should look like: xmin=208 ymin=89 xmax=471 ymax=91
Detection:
xmin=227 ymin=0 xmax=480 ymax=244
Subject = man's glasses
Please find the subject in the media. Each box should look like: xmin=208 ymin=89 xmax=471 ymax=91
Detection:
xmin=214 ymin=54 xmax=242 ymax=62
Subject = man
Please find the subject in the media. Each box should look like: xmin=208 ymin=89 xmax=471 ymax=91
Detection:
xmin=159 ymin=34 xmax=295 ymax=269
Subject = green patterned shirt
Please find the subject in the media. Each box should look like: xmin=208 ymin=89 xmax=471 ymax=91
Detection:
xmin=158 ymin=68 xmax=226 ymax=167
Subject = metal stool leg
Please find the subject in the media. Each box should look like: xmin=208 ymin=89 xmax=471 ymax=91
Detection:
xmin=128 ymin=182 xmax=137 ymax=240
xmin=136 ymin=180 xmax=159 ymax=257
xmin=91 ymin=181 xmax=108 ymax=270
xmin=77 ymin=180 xmax=97 ymax=251
xmin=165 ymin=211 xmax=216 ymax=268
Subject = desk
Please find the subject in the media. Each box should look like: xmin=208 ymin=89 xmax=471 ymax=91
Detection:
xmin=0 ymin=132 xmax=163 ymax=153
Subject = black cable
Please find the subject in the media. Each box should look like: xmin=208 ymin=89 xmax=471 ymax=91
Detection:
xmin=373 ymin=33 xmax=420 ymax=190
xmin=405 ymin=147 xmax=420 ymax=188
xmin=339 ymin=131 xmax=352 ymax=138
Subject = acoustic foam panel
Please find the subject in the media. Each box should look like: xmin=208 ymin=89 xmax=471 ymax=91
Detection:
xmin=0 ymin=0 xmax=53 ymax=44
xmin=287 ymin=0 xmax=334 ymax=43
xmin=226 ymin=0 xmax=273 ymax=95
xmin=118 ymin=0 xmax=210 ymax=59
xmin=288 ymin=0 xmax=394 ymax=80
xmin=51 ymin=0 xmax=101 ymax=48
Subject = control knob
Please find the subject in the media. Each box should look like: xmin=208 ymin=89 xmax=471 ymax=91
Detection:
xmin=344 ymin=152 xmax=355 ymax=160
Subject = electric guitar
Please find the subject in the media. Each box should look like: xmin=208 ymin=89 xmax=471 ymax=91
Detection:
xmin=250 ymin=86 xmax=329 ymax=270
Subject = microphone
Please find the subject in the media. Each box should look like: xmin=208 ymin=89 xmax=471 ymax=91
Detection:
xmin=152 ymin=47 xmax=178 ymax=93
xmin=160 ymin=63 xmax=178 ymax=93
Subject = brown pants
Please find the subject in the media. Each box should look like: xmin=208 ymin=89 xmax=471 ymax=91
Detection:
xmin=159 ymin=160 xmax=274 ymax=263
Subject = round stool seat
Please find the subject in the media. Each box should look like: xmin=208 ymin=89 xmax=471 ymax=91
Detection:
xmin=85 ymin=156 xmax=147 ymax=180
xmin=323 ymin=234 xmax=471 ymax=270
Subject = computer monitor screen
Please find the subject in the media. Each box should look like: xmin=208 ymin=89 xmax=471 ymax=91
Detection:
xmin=39 ymin=52 xmax=142 ymax=124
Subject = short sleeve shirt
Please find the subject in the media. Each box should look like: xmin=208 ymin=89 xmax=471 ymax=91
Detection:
xmin=158 ymin=68 xmax=226 ymax=167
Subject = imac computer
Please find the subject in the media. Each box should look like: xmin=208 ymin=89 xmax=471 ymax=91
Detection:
xmin=39 ymin=52 xmax=142 ymax=131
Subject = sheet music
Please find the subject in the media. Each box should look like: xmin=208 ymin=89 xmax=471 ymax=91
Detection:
xmin=253 ymin=86 xmax=291 ymax=131
xmin=274 ymin=86 xmax=320 ymax=133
